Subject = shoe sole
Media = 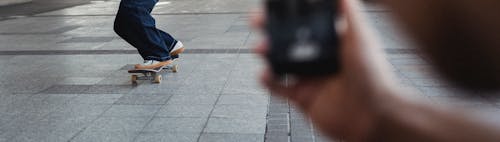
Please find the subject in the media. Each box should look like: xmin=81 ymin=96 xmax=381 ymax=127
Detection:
xmin=170 ymin=47 xmax=185 ymax=56
xmin=134 ymin=60 xmax=174 ymax=70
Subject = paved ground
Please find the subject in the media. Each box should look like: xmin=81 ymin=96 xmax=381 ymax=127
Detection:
xmin=0 ymin=0 xmax=32 ymax=7
xmin=1 ymin=0 xmax=500 ymax=142
xmin=0 ymin=0 xmax=99 ymax=18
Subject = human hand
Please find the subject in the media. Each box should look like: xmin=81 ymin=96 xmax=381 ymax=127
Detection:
xmin=251 ymin=0 xmax=397 ymax=140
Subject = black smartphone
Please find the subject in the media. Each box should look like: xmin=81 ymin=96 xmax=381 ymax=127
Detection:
xmin=265 ymin=0 xmax=340 ymax=77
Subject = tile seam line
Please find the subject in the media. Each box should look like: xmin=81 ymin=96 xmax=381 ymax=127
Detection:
xmin=263 ymin=95 xmax=273 ymax=142
xmin=196 ymin=52 xmax=242 ymax=142
xmin=66 ymin=102 xmax=116 ymax=142
xmin=130 ymin=93 xmax=176 ymax=142
xmin=132 ymin=52 xmax=209 ymax=141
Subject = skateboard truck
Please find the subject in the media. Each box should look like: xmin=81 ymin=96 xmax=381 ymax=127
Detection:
xmin=131 ymin=72 xmax=163 ymax=84
xmin=129 ymin=64 xmax=178 ymax=84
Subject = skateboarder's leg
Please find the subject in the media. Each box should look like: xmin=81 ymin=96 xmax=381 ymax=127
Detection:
xmin=159 ymin=30 xmax=185 ymax=56
xmin=113 ymin=0 xmax=177 ymax=62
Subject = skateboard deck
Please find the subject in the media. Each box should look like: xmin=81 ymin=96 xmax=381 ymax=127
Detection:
xmin=128 ymin=58 xmax=179 ymax=84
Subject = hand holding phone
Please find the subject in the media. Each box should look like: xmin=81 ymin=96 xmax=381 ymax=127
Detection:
xmin=265 ymin=0 xmax=340 ymax=77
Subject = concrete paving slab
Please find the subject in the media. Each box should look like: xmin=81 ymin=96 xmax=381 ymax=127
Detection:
xmin=211 ymin=105 xmax=267 ymax=119
xmin=0 ymin=93 xmax=33 ymax=108
xmin=204 ymin=117 xmax=266 ymax=134
xmin=69 ymin=94 xmax=122 ymax=104
xmin=84 ymin=85 xmax=134 ymax=94
xmin=50 ymin=104 xmax=111 ymax=117
xmin=127 ymin=85 xmax=179 ymax=95
xmin=0 ymin=0 xmax=32 ymax=7
xmin=0 ymin=94 xmax=48 ymax=116
xmin=199 ymin=133 xmax=264 ymax=142
xmin=167 ymin=94 xmax=219 ymax=105
xmin=9 ymin=129 xmax=79 ymax=142
xmin=135 ymin=133 xmax=199 ymax=142
xmin=0 ymin=130 xmax=16 ymax=142
xmin=85 ymin=117 xmax=150 ymax=132
xmin=217 ymin=95 xmax=269 ymax=106
xmin=156 ymin=104 xmax=213 ymax=118
xmin=58 ymin=77 xmax=105 ymax=85
xmin=114 ymin=94 xmax=172 ymax=105
xmin=37 ymin=114 xmax=97 ymax=132
xmin=102 ymin=105 xmax=161 ymax=118
xmin=71 ymin=130 xmax=138 ymax=142
xmin=142 ymin=117 xmax=207 ymax=133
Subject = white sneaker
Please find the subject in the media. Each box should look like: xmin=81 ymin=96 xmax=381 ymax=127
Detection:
xmin=135 ymin=60 xmax=173 ymax=70
xmin=170 ymin=41 xmax=185 ymax=56
xmin=142 ymin=60 xmax=157 ymax=65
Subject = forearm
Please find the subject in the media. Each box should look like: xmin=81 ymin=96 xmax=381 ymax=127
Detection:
xmin=368 ymin=91 xmax=500 ymax=142
xmin=364 ymin=0 xmax=500 ymax=140
xmin=322 ymin=0 xmax=500 ymax=141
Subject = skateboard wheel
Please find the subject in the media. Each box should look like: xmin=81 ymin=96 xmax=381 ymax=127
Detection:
xmin=153 ymin=75 xmax=162 ymax=84
xmin=172 ymin=65 xmax=178 ymax=73
xmin=131 ymin=75 xmax=138 ymax=84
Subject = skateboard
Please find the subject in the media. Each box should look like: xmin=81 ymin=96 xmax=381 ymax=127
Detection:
xmin=128 ymin=56 xmax=179 ymax=84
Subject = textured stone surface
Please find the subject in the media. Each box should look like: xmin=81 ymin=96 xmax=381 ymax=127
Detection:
xmin=1 ymin=1 xmax=499 ymax=142
xmin=204 ymin=118 xmax=266 ymax=134
xmin=199 ymin=133 xmax=264 ymax=142
xmin=135 ymin=133 xmax=199 ymax=142
xmin=143 ymin=118 xmax=207 ymax=133
xmin=0 ymin=0 xmax=32 ymax=7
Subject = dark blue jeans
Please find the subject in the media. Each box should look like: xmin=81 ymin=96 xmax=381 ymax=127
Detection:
xmin=114 ymin=0 xmax=176 ymax=61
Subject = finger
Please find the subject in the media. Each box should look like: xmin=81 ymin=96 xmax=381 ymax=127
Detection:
xmin=340 ymin=0 xmax=355 ymax=27
xmin=290 ymin=78 xmax=332 ymax=110
xmin=260 ymin=68 xmax=277 ymax=93
xmin=261 ymin=71 xmax=326 ymax=110
xmin=260 ymin=68 xmax=292 ymax=96
xmin=253 ymin=39 xmax=269 ymax=57
xmin=250 ymin=8 xmax=265 ymax=30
